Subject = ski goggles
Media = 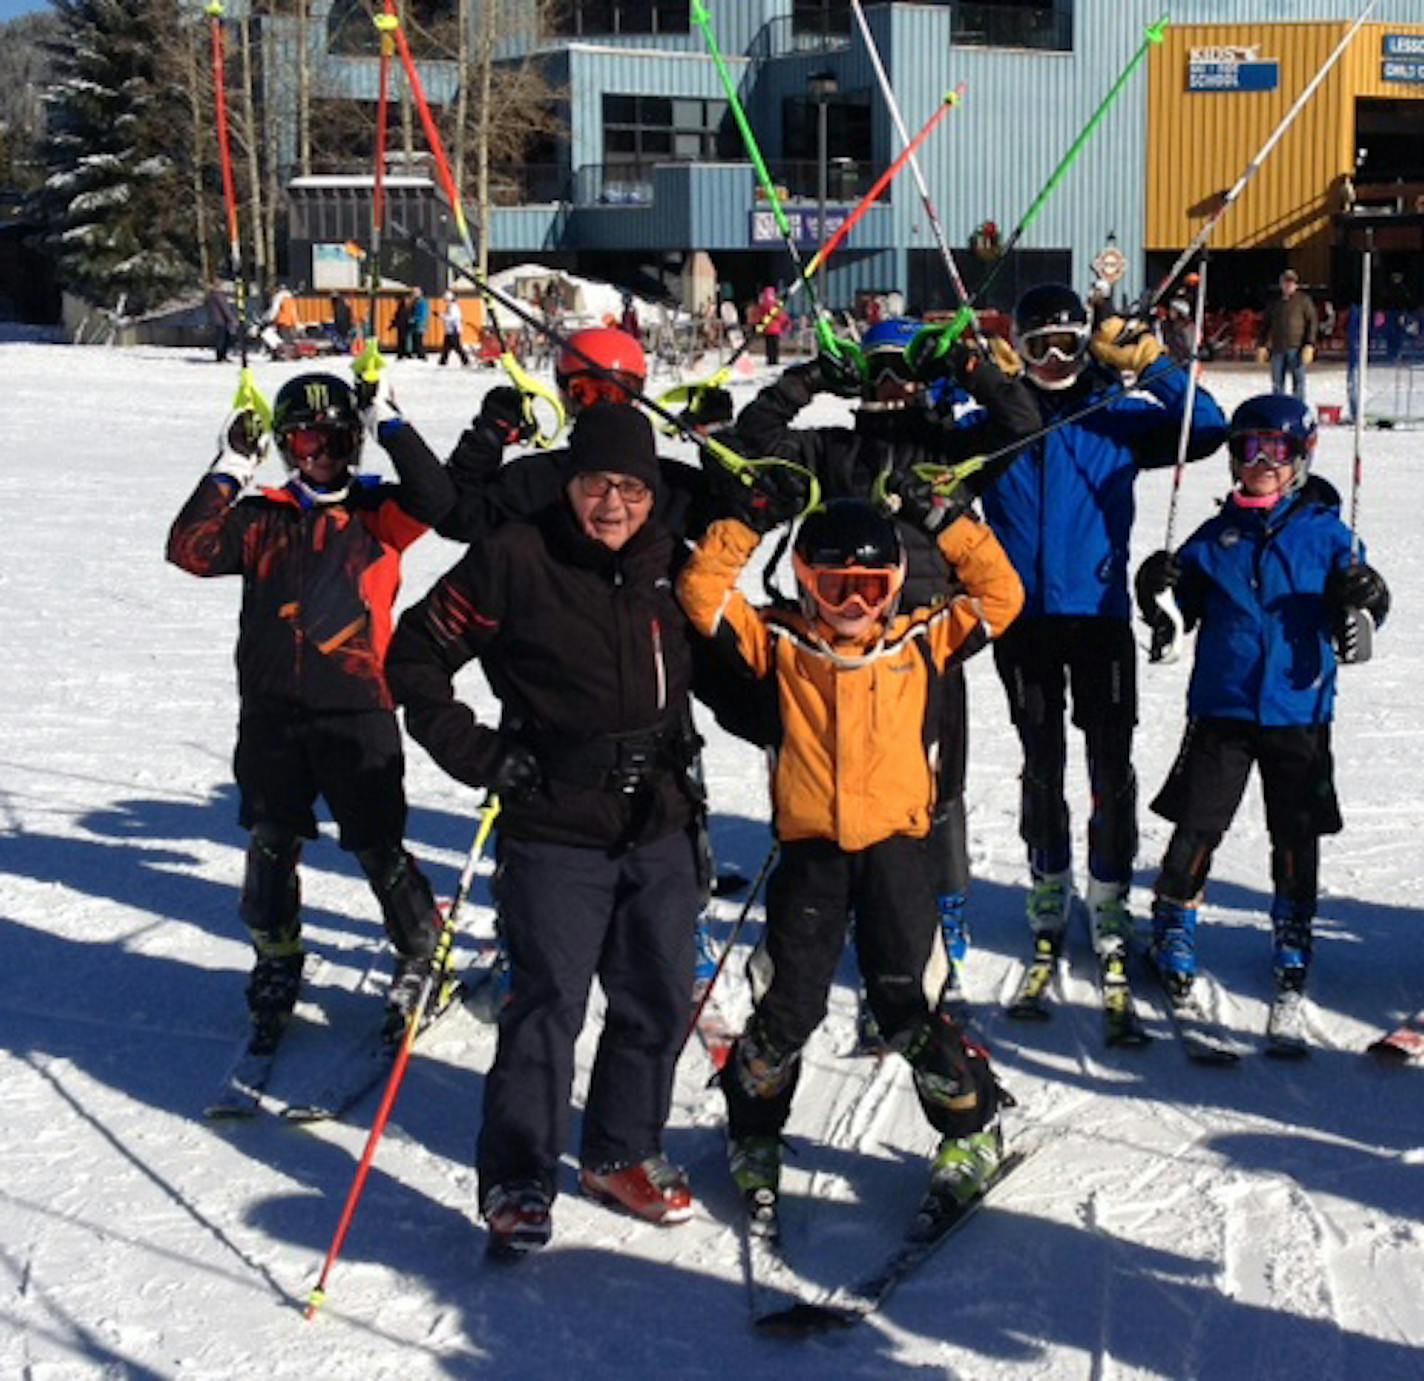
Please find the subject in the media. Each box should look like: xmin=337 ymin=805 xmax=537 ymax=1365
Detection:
xmin=559 ymin=372 xmax=642 ymax=410
xmin=798 ymin=563 xmax=901 ymax=616
xmin=1229 ymin=432 xmax=1297 ymax=468
xmin=862 ymin=349 xmax=917 ymax=389
xmin=573 ymin=471 xmax=653 ymax=504
xmin=1018 ymin=326 xmax=1089 ymax=366
xmin=281 ymin=424 xmax=359 ymax=462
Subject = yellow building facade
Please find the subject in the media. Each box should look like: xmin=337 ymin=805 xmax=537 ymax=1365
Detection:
xmin=1148 ymin=21 xmax=1424 ymax=291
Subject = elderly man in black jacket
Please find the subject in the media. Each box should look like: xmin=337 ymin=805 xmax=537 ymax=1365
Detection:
xmin=387 ymin=403 xmax=705 ymax=1260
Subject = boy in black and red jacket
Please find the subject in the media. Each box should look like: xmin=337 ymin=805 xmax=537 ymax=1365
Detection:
xmin=166 ymin=370 xmax=454 ymax=1052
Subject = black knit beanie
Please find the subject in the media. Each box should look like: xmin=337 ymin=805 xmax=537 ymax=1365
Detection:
xmin=566 ymin=403 xmax=661 ymax=499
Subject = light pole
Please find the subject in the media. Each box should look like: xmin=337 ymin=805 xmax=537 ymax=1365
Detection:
xmin=808 ymin=69 xmax=838 ymax=309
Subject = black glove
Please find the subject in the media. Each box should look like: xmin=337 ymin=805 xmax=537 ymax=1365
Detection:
xmin=712 ymin=464 xmax=808 ymax=534
xmin=801 ymin=347 xmax=862 ymax=399
xmin=224 ymin=409 xmax=266 ymax=457
xmin=477 ymin=386 xmax=534 ymax=447
xmin=1134 ymin=549 xmax=1181 ymax=623
xmin=679 ymin=385 xmax=734 ymax=430
xmin=889 ymin=466 xmax=972 ymax=536
xmin=486 ymin=736 xmax=542 ymax=802
xmin=1326 ymin=562 xmax=1389 ymax=623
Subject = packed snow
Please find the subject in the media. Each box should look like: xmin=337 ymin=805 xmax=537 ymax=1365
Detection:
xmin=1 ymin=340 xmax=1421 ymax=1379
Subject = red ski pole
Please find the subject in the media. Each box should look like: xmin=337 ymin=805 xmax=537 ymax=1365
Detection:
xmin=305 ymin=797 xmax=501 ymax=1320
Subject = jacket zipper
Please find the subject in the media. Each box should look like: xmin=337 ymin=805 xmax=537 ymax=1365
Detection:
xmin=651 ymin=616 xmax=667 ymax=712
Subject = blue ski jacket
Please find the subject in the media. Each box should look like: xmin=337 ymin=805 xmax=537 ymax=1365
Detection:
xmin=978 ymin=359 xmax=1228 ymax=620
xmin=1175 ymin=477 xmax=1362 ymax=727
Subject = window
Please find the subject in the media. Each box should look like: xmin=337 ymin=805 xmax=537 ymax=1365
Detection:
xmin=601 ymin=94 xmax=731 ymax=166
xmin=548 ymin=2 xmax=690 ymax=36
xmin=792 ymin=0 xmax=851 ymax=36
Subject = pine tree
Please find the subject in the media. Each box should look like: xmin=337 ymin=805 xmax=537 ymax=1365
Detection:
xmin=41 ymin=0 xmax=197 ymax=313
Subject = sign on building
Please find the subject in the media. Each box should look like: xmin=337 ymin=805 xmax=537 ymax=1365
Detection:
xmin=1187 ymin=45 xmax=1279 ymax=93
xmin=313 ymin=243 xmax=362 ymax=291
xmin=749 ymin=208 xmax=851 ymax=249
xmin=1383 ymin=33 xmax=1424 ymax=84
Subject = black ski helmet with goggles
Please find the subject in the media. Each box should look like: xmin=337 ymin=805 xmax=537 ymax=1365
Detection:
xmin=1013 ymin=284 xmax=1090 ymax=390
xmin=792 ymin=499 xmax=907 ymax=628
xmin=1227 ymin=394 xmax=1317 ymax=494
xmin=858 ymin=317 xmax=925 ymax=412
xmin=272 ymin=373 xmax=363 ymax=473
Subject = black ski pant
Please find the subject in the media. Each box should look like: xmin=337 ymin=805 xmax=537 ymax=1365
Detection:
xmin=438 ymin=330 xmax=468 ymax=366
xmin=992 ymin=616 xmax=1138 ymax=884
xmin=476 ymin=829 xmax=700 ymax=1204
xmin=233 ymin=705 xmax=439 ymax=959
xmin=1151 ymin=718 xmax=1341 ymax=917
xmin=724 ymin=834 xmax=995 ymax=1141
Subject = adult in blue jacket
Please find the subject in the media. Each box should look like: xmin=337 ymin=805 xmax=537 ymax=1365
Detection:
xmin=1136 ymin=395 xmax=1389 ymax=1010
xmin=972 ymin=284 xmax=1228 ymax=989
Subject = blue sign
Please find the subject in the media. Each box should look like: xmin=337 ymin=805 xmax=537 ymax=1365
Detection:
xmin=1383 ymin=33 xmax=1424 ymax=58
xmin=749 ymin=207 xmax=851 ymax=249
xmin=1383 ymin=58 xmax=1424 ymax=84
xmin=1188 ymin=59 xmax=1279 ymax=92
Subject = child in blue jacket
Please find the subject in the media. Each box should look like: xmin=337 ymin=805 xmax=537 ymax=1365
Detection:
xmin=1136 ymin=395 xmax=1389 ymax=1028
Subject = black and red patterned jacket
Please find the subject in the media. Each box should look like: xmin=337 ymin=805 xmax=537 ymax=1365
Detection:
xmin=166 ymin=422 xmax=454 ymax=713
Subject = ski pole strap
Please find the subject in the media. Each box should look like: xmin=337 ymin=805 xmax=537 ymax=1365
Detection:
xmin=499 ymin=350 xmax=565 ymax=448
xmin=904 ymin=306 xmax=979 ymax=377
xmin=868 ymin=456 xmax=987 ymax=511
xmin=700 ymin=435 xmax=822 ymax=517
xmin=655 ymin=365 xmax=734 ymax=418
xmin=352 ymin=336 xmax=386 ymax=385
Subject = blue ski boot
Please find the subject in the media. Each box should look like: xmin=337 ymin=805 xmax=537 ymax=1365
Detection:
xmin=1151 ymin=897 xmax=1199 ymax=1001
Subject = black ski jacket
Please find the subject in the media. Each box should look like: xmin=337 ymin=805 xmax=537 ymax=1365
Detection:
xmin=166 ymin=422 xmax=454 ymax=714
xmin=387 ymin=504 xmax=700 ymax=852
xmin=729 ymin=359 xmax=1040 ymax=608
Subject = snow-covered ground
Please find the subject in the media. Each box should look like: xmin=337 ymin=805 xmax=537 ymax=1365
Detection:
xmin=1 ymin=342 xmax=1421 ymax=1380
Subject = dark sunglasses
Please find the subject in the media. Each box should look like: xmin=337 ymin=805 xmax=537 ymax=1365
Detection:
xmin=282 ymin=425 xmax=359 ymax=462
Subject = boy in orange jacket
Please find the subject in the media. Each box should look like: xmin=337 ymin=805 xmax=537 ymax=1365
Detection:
xmin=677 ymin=477 xmax=1023 ymax=1224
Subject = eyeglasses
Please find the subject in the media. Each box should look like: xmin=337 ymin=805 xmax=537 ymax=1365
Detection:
xmin=1019 ymin=327 xmax=1088 ymax=366
xmin=801 ymin=565 xmax=899 ymax=615
xmin=561 ymin=373 xmax=640 ymax=410
xmin=281 ymin=425 xmax=359 ymax=461
xmin=1230 ymin=433 xmax=1296 ymax=468
xmin=574 ymin=471 xmax=653 ymax=503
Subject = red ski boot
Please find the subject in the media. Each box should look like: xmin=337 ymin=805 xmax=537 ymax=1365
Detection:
xmin=579 ymin=1155 xmax=694 ymax=1225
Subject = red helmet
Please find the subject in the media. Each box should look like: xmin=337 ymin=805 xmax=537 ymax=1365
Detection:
xmin=556 ymin=327 xmax=647 ymax=409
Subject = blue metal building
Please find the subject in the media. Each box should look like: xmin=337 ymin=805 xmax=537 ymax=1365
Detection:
xmin=273 ymin=2 xmax=1424 ymax=312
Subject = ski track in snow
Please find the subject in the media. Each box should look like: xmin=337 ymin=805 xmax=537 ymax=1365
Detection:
xmin=2 ymin=343 xmax=1423 ymax=1378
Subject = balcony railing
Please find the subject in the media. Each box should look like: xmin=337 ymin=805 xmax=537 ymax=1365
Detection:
xmin=768 ymin=158 xmax=874 ymax=203
xmin=951 ymin=3 xmax=1071 ymax=53
xmin=747 ymin=16 xmax=853 ymax=63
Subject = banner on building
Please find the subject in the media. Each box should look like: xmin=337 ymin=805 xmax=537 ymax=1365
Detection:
xmin=1383 ymin=34 xmax=1424 ymax=84
xmin=313 ymin=243 xmax=363 ymax=290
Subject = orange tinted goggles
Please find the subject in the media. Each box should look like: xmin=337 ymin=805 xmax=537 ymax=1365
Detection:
xmin=562 ymin=373 xmax=638 ymax=409
xmin=802 ymin=565 xmax=899 ymax=614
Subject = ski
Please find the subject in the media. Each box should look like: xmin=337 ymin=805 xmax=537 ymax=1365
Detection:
xmin=204 ymin=1024 xmax=285 ymax=1120
xmin=280 ymin=976 xmax=468 ymax=1123
xmin=1367 ymin=1012 xmax=1424 ymax=1063
xmin=755 ymin=1149 xmax=1031 ymax=1333
xmin=740 ymin=1188 xmax=822 ymax=1332
xmin=1099 ymin=949 xmax=1151 ymax=1047
xmin=1264 ymin=987 xmax=1310 ymax=1059
xmin=1152 ymin=968 xmax=1241 ymax=1064
xmin=1004 ymin=934 xmax=1061 ymax=1020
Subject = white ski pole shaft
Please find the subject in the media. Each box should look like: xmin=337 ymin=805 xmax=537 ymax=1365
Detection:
xmin=1351 ymin=230 xmax=1372 ymax=557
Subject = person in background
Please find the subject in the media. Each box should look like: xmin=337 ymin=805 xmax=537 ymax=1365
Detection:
xmin=409 ymin=286 xmax=431 ymax=362
xmin=1257 ymin=269 xmax=1318 ymax=401
xmin=329 ymin=293 xmax=354 ymax=351
xmin=206 ymin=279 xmax=240 ymax=363
xmin=758 ymin=284 xmax=786 ymax=367
xmin=392 ymin=291 xmax=413 ymax=361
xmin=619 ymin=291 xmax=642 ymax=344
xmin=439 ymin=290 xmax=469 ymax=368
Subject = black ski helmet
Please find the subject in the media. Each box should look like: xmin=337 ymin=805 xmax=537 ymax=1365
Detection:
xmin=272 ymin=373 xmax=364 ymax=472
xmin=1013 ymin=283 xmax=1091 ymax=391
xmin=792 ymin=499 xmax=906 ymax=628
